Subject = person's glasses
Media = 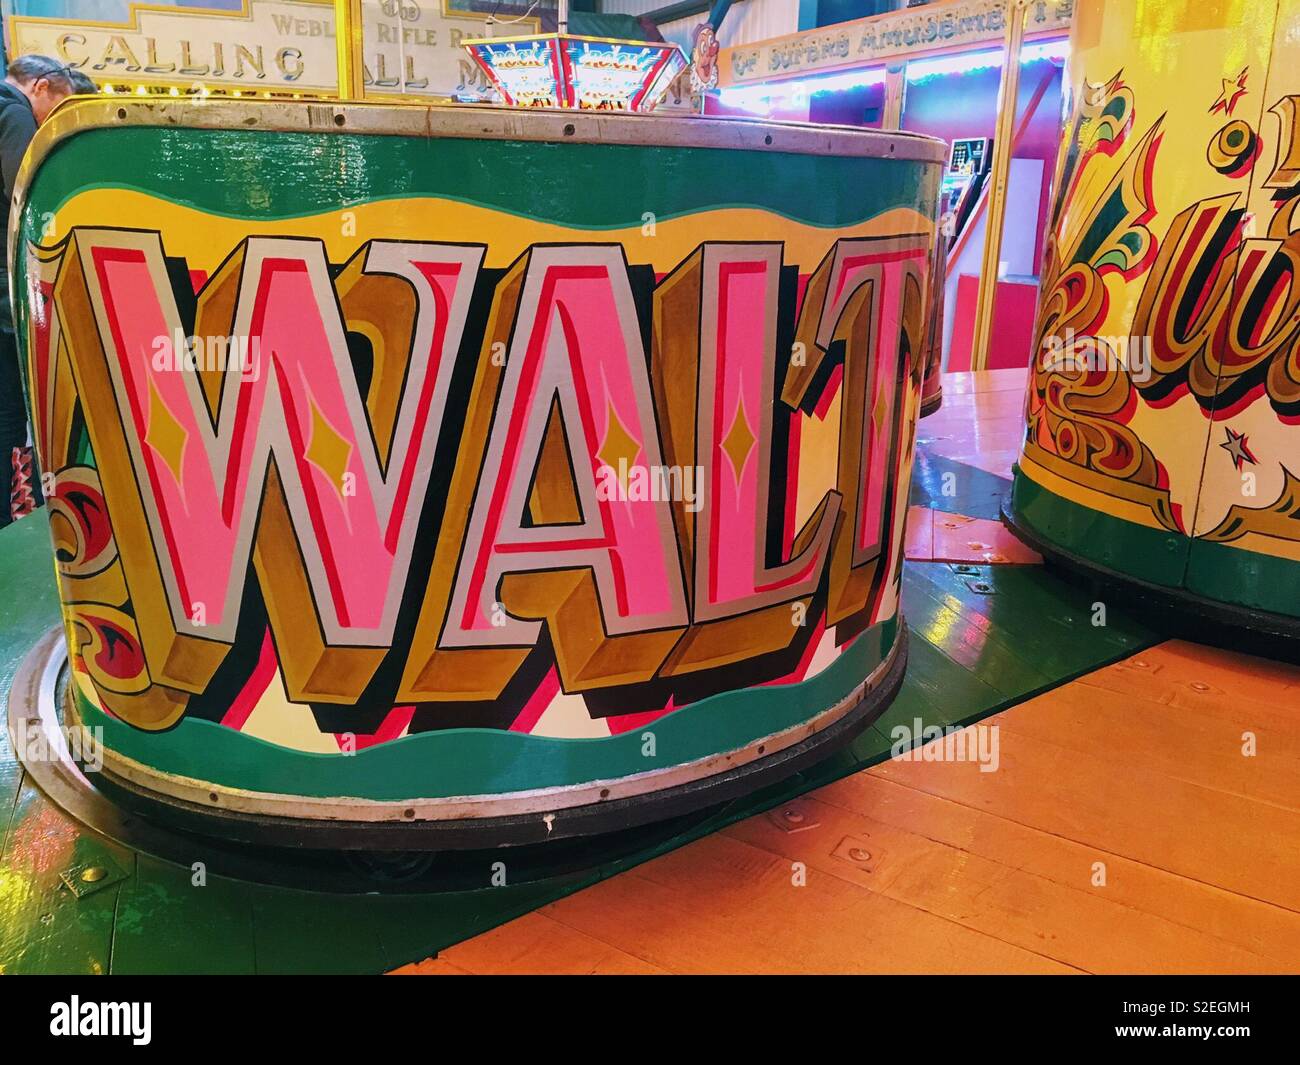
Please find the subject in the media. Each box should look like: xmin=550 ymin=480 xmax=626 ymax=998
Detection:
xmin=35 ymin=66 xmax=75 ymax=90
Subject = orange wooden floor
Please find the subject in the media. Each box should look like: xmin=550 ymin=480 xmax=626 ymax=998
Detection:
xmin=396 ymin=371 xmax=1300 ymax=975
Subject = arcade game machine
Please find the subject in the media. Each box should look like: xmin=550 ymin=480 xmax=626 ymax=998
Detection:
xmin=942 ymin=135 xmax=990 ymax=238
xmin=0 ymin=0 xmax=944 ymax=969
xmin=898 ymin=37 xmax=1067 ymax=375
xmin=920 ymin=134 xmax=989 ymax=413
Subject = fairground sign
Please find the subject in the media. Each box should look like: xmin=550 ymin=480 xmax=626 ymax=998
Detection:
xmin=2 ymin=0 xmax=535 ymax=95
xmin=719 ymin=0 xmax=1074 ymax=86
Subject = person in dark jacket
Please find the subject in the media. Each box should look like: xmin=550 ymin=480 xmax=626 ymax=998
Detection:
xmin=0 ymin=56 xmax=96 ymax=526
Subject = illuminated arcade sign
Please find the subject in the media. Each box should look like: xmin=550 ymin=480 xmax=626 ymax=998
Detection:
xmin=464 ymin=34 xmax=687 ymax=112
xmin=5 ymin=0 xmax=343 ymax=93
xmin=2 ymin=0 xmax=537 ymax=96
xmin=720 ymin=0 xmax=1074 ymax=86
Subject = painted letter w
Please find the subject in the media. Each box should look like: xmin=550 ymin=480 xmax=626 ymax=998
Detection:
xmin=53 ymin=228 xmax=483 ymax=702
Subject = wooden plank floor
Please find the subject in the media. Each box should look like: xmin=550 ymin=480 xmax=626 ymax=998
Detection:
xmin=2 ymin=368 xmax=1294 ymax=973
xmin=0 ymin=516 xmax=1156 ymax=973
xmin=400 ymin=371 xmax=1300 ymax=975
xmin=403 ymin=640 xmax=1300 ymax=974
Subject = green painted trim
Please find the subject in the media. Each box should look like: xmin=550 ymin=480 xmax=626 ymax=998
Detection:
xmin=74 ymin=618 xmax=898 ymax=801
xmin=22 ymin=127 xmax=936 ymax=233
xmin=0 ymin=518 xmax=63 ymax=853
xmin=1009 ymin=469 xmax=1187 ymax=586
xmin=1184 ymin=539 xmax=1300 ymax=621
xmin=1010 ymin=468 xmax=1300 ymax=621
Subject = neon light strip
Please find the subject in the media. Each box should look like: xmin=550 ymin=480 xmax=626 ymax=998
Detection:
xmin=716 ymin=39 xmax=1068 ymax=112
xmin=716 ymin=67 xmax=887 ymax=114
xmin=905 ymin=39 xmax=1069 ymax=82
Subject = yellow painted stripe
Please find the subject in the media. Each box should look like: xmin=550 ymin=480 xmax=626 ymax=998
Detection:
xmin=1017 ymin=449 xmax=1167 ymax=531
xmin=46 ymin=189 xmax=933 ymax=275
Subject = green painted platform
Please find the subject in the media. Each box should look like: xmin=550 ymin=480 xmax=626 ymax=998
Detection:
xmin=0 ymin=471 xmax=1159 ymax=973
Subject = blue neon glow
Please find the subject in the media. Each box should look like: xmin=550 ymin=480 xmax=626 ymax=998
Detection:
xmin=716 ymin=67 xmax=887 ymax=114
xmin=717 ymin=38 xmax=1069 ymax=113
xmin=905 ymin=39 xmax=1069 ymax=82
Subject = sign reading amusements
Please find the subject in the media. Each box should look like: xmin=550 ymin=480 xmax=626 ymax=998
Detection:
xmin=720 ymin=0 xmax=1074 ymax=86
xmin=2 ymin=0 xmax=536 ymax=95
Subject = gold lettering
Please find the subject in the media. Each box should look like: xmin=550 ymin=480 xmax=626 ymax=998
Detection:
xmin=178 ymin=40 xmax=209 ymax=77
xmin=276 ymin=47 xmax=304 ymax=82
xmin=93 ymin=35 xmax=143 ymax=72
xmin=1265 ymin=96 xmax=1300 ymax=190
xmin=402 ymin=27 xmax=436 ymax=46
xmin=234 ymin=44 xmax=265 ymax=79
xmin=370 ymin=53 xmax=399 ymax=88
xmin=403 ymin=54 xmax=427 ymax=89
xmin=56 ymin=33 xmax=88 ymax=66
xmin=144 ymin=37 xmax=176 ymax=74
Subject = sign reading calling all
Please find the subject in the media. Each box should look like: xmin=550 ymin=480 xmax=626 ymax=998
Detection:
xmin=721 ymin=0 xmax=1074 ymax=86
xmin=5 ymin=0 xmax=531 ymax=95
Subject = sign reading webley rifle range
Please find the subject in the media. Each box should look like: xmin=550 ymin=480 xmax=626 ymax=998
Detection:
xmin=720 ymin=0 xmax=1074 ymax=86
xmin=2 ymin=0 xmax=537 ymax=95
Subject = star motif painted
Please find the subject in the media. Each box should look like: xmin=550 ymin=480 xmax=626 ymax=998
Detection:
xmin=1210 ymin=68 xmax=1248 ymax=115
xmin=720 ymin=399 xmax=756 ymax=484
xmin=144 ymin=380 xmax=188 ymax=485
xmin=1219 ymin=427 xmax=1257 ymax=471
xmin=597 ymin=401 xmax=641 ymax=490
xmin=304 ymin=400 xmax=354 ymax=495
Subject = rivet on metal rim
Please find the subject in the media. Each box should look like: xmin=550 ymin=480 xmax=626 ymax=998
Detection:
xmin=831 ymin=835 xmax=876 ymax=868
xmin=60 ymin=857 xmax=127 ymax=898
xmin=770 ymin=802 xmax=820 ymax=833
